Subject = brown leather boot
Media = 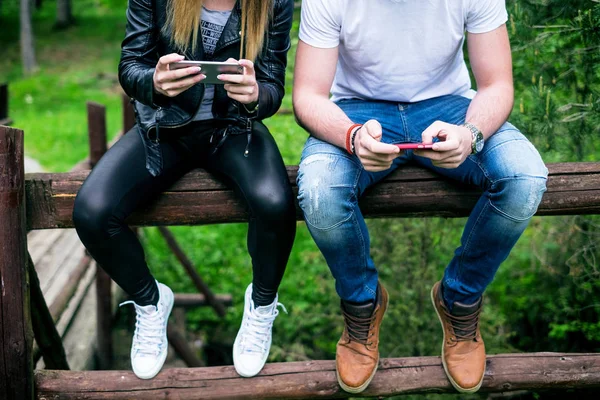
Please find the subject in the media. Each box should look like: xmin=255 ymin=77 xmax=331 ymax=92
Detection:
xmin=336 ymin=282 xmax=388 ymax=393
xmin=431 ymin=281 xmax=486 ymax=393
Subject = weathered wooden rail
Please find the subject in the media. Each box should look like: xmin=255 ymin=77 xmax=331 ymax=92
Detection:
xmin=2 ymin=123 xmax=600 ymax=399
xmin=34 ymin=353 xmax=600 ymax=399
xmin=24 ymin=162 xmax=600 ymax=229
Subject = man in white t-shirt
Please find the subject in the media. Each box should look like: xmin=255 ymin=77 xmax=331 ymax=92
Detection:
xmin=293 ymin=0 xmax=548 ymax=394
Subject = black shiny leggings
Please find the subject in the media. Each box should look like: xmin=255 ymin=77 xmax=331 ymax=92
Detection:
xmin=73 ymin=121 xmax=297 ymax=307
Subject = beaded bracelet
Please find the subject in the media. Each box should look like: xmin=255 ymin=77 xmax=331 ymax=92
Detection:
xmin=345 ymin=123 xmax=362 ymax=154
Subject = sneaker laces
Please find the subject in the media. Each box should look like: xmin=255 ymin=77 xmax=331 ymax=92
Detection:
xmin=442 ymin=303 xmax=481 ymax=342
xmin=120 ymin=300 xmax=165 ymax=356
xmin=342 ymin=310 xmax=376 ymax=346
xmin=240 ymin=303 xmax=287 ymax=354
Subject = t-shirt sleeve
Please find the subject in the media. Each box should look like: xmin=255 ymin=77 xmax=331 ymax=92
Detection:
xmin=298 ymin=0 xmax=341 ymax=48
xmin=466 ymin=0 xmax=508 ymax=34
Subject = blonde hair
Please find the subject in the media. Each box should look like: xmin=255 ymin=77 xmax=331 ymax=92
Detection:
xmin=163 ymin=0 xmax=273 ymax=61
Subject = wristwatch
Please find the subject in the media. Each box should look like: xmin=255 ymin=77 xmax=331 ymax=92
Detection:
xmin=462 ymin=122 xmax=484 ymax=154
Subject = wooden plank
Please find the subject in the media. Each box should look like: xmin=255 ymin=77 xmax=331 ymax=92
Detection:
xmin=53 ymin=262 xmax=96 ymax=340
xmin=37 ymin=267 xmax=98 ymax=372
xmin=0 ymin=126 xmax=33 ymax=399
xmin=35 ymin=230 xmax=83 ymax=294
xmin=28 ymin=229 xmax=66 ymax=263
xmin=34 ymin=353 xmax=600 ymax=399
xmin=33 ymin=253 xmax=93 ymax=365
xmin=47 ymin=253 xmax=92 ymax=322
xmin=29 ymin=252 xmax=69 ymax=370
xmin=37 ymin=262 xmax=97 ymax=371
xmin=24 ymin=163 xmax=600 ymax=229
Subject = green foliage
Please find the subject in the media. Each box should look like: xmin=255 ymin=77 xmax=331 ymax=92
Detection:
xmin=509 ymin=0 xmax=600 ymax=162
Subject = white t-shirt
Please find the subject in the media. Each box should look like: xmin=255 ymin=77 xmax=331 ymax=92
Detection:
xmin=299 ymin=0 xmax=508 ymax=103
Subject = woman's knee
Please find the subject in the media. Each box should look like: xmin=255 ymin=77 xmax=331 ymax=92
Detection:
xmin=72 ymin=189 xmax=119 ymax=240
xmin=248 ymin=183 xmax=296 ymax=224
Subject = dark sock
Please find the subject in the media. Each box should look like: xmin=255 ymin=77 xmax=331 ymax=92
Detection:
xmin=252 ymin=290 xmax=276 ymax=308
xmin=342 ymin=299 xmax=376 ymax=316
xmin=131 ymin=278 xmax=159 ymax=306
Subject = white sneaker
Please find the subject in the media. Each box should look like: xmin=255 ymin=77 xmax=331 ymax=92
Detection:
xmin=119 ymin=281 xmax=174 ymax=379
xmin=233 ymin=284 xmax=286 ymax=377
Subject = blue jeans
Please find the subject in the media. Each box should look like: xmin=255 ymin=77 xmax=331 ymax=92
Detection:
xmin=296 ymin=95 xmax=548 ymax=307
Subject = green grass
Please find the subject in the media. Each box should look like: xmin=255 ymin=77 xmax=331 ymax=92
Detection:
xmin=1 ymin=1 xmax=135 ymax=171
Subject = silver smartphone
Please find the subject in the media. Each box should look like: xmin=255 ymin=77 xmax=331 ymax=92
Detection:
xmin=169 ymin=60 xmax=243 ymax=84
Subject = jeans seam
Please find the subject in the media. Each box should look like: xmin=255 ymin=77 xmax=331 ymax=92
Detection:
xmin=354 ymin=168 xmax=376 ymax=298
xmin=399 ymin=108 xmax=409 ymax=142
xmin=454 ymin=199 xmax=491 ymax=299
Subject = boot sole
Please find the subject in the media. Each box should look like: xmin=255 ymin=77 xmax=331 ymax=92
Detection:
xmin=430 ymin=284 xmax=484 ymax=394
xmin=336 ymin=294 xmax=389 ymax=394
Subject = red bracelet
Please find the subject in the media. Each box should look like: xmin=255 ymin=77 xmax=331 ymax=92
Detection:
xmin=345 ymin=123 xmax=362 ymax=154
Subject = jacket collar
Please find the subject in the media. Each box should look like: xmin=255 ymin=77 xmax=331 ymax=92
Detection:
xmin=213 ymin=0 xmax=242 ymax=55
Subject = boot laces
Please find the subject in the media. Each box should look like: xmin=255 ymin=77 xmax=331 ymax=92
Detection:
xmin=342 ymin=310 xmax=376 ymax=346
xmin=443 ymin=304 xmax=481 ymax=342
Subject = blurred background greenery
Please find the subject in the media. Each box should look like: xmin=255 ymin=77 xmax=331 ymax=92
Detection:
xmin=1 ymin=0 xmax=599 ymax=399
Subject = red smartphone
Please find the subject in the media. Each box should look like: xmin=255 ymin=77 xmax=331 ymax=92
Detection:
xmin=394 ymin=143 xmax=434 ymax=150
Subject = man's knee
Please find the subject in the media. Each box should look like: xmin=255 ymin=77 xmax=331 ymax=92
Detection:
xmin=483 ymin=129 xmax=548 ymax=221
xmin=297 ymin=152 xmax=359 ymax=231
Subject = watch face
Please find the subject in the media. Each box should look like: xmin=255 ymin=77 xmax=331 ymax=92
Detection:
xmin=476 ymin=138 xmax=484 ymax=152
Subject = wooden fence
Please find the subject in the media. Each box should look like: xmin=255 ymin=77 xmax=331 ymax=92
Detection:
xmin=1 ymin=116 xmax=600 ymax=398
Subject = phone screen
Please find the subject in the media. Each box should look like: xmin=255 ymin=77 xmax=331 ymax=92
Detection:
xmin=394 ymin=143 xmax=434 ymax=150
xmin=170 ymin=61 xmax=243 ymax=84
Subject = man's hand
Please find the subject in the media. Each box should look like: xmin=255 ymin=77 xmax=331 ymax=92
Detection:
xmin=153 ymin=53 xmax=205 ymax=98
xmin=354 ymin=120 xmax=400 ymax=171
xmin=414 ymin=121 xmax=472 ymax=169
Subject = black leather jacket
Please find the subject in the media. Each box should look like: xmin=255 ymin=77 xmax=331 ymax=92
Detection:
xmin=118 ymin=0 xmax=293 ymax=175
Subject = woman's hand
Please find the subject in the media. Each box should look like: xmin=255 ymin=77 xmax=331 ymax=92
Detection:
xmin=153 ymin=53 xmax=205 ymax=98
xmin=218 ymin=58 xmax=259 ymax=105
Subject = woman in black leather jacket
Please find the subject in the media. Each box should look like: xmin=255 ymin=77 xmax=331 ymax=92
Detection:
xmin=72 ymin=0 xmax=296 ymax=380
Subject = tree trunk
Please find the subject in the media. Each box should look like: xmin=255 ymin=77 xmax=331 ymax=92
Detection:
xmin=55 ymin=0 xmax=73 ymax=30
xmin=20 ymin=0 xmax=37 ymax=75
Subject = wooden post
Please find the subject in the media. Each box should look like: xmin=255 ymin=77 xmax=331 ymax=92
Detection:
xmin=86 ymin=102 xmax=113 ymax=369
xmin=122 ymin=93 xmax=135 ymax=134
xmin=0 ymin=83 xmax=11 ymax=126
xmin=158 ymin=227 xmax=227 ymax=317
xmin=0 ymin=126 xmax=33 ymax=399
xmin=167 ymin=326 xmax=205 ymax=367
xmin=29 ymin=252 xmax=69 ymax=370
xmin=87 ymin=102 xmax=107 ymax=168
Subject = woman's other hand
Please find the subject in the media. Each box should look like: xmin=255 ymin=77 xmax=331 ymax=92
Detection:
xmin=153 ymin=53 xmax=206 ymax=98
xmin=219 ymin=58 xmax=259 ymax=106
